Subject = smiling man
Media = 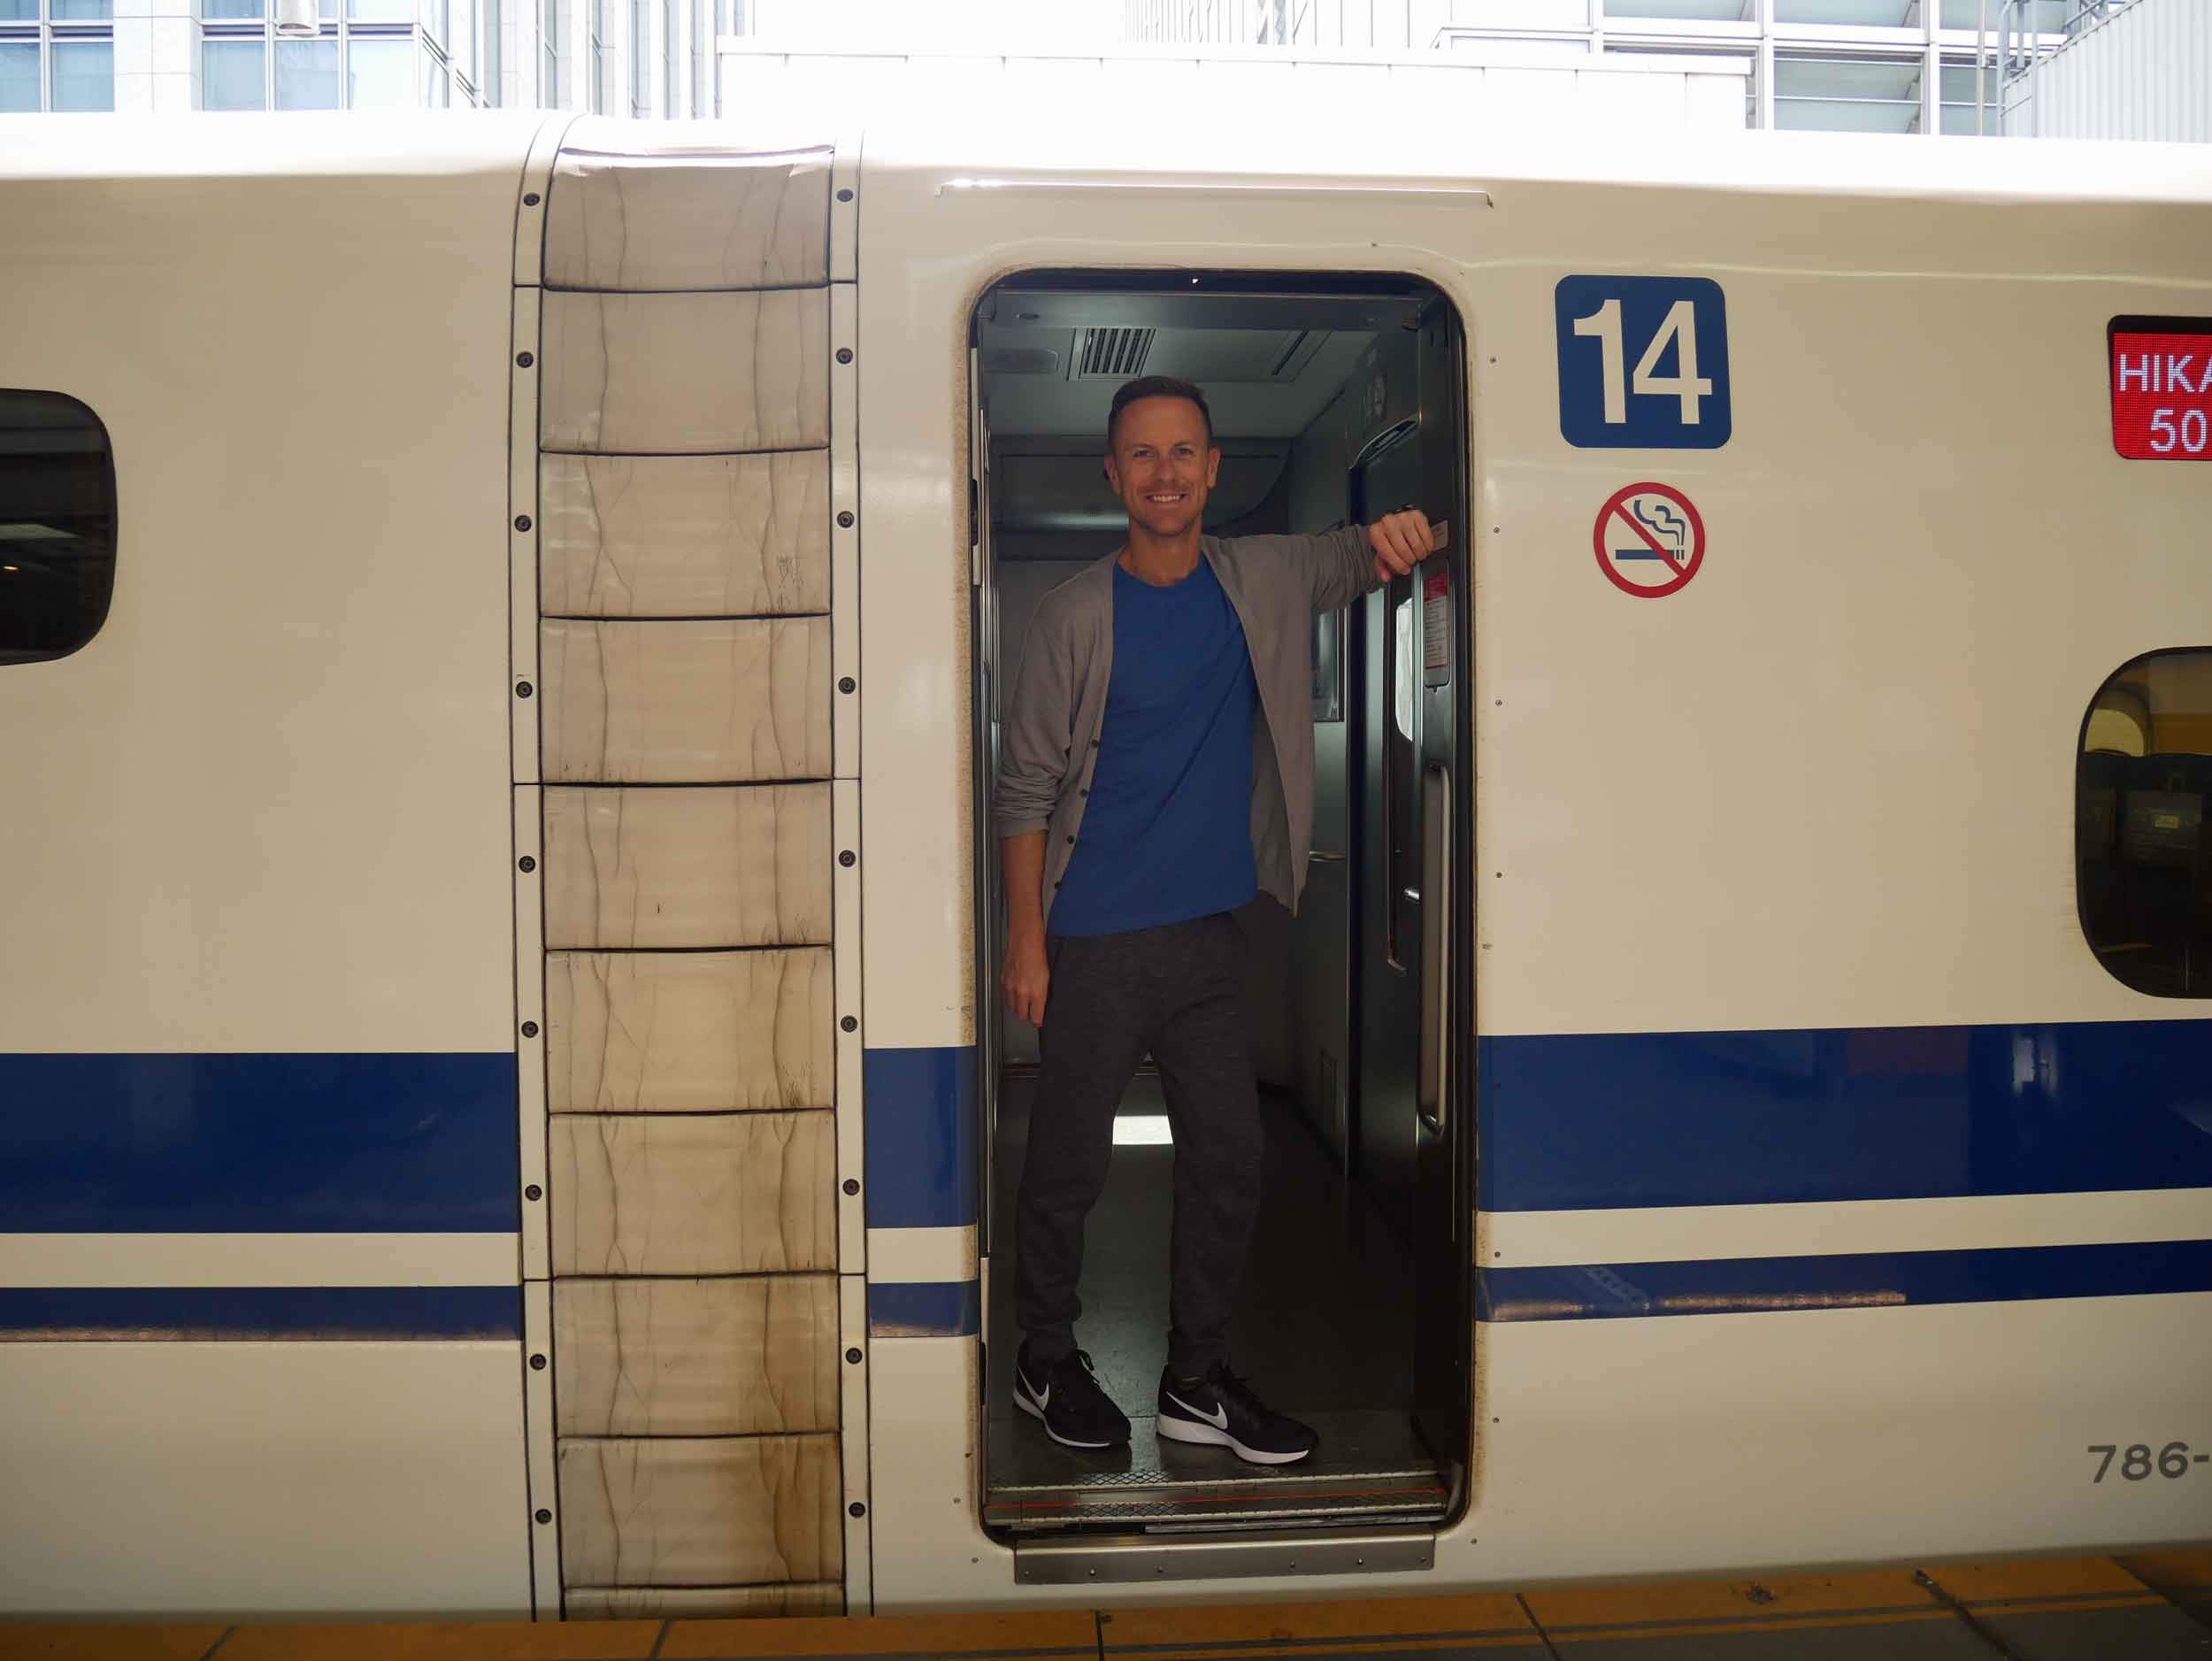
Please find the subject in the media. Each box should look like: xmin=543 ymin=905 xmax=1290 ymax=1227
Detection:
xmin=995 ymin=373 xmax=1433 ymax=1464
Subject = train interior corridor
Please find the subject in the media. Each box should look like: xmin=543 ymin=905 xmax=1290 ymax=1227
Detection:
xmin=971 ymin=274 xmax=1472 ymax=1540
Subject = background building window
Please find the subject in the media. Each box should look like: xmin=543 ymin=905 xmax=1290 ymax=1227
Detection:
xmin=2 ymin=0 xmax=114 ymax=111
xmin=588 ymin=0 xmax=609 ymax=110
xmin=2078 ymin=649 xmax=2212 ymax=998
xmin=1773 ymin=54 xmax=1924 ymax=134
xmin=274 ymin=35 xmax=340 ymax=106
xmin=418 ymin=34 xmax=448 ymax=102
xmin=479 ymin=0 xmax=497 ymax=104
xmin=347 ymin=31 xmax=408 ymax=102
xmin=688 ymin=0 xmax=703 ymax=111
xmin=1603 ymin=0 xmax=1744 ymax=13
xmin=626 ymin=0 xmax=641 ymax=113
xmin=450 ymin=0 xmax=473 ymax=90
xmin=0 ymin=42 xmax=38 ymax=110
xmin=657 ymin=0 xmax=671 ymax=113
xmin=205 ymin=4 xmax=433 ymax=111
xmin=51 ymin=45 xmax=116 ymax=115
xmin=1939 ymin=61 xmax=1999 ymax=135
xmin=202 ymin=35 xmax=264 ymax=107
xmin=540 ymin=0 xmax=559 ymax=103
xmin=0 ymin=391 xmax=118 ymax=668
xmin=1940 ymin=0 xmax=2070 ymax=25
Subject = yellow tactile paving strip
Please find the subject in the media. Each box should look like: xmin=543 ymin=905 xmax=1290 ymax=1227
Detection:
xmin=219 ymin=1620 xmax=665 ymax=1659
xmin=1924 ymin=1556 xmax=2172 ymax=1619
xmin=3 ymin=1554 xmax=2206 ymax=1661
xmin=2124 ymin=1550 xmax=2212 ymax=1601
xmin=1098 ymin=1592 xmax=1540 ymax=1655
xmin=0 ymin=1627 xmax=230 ymax=1661
xmin=1523 ymin=1570 xmax=1956 ymax=1645
xmin=660 ymin=1609 xmax=1100 ymax=1660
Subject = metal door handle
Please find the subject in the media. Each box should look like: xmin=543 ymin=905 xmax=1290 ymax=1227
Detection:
xmin=1307 ymin=850 xmax=1347 ymax=864
xmin=1417 ymin=764 xmax=1450 ymax=1133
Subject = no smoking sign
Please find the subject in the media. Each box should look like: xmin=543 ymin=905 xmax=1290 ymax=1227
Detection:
xmin=1593 ymin=482 xmax=1704 ymax=598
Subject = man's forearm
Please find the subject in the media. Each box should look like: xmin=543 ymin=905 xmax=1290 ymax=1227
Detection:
xmin=1002 ymin=831 xmax=1048 ymax=945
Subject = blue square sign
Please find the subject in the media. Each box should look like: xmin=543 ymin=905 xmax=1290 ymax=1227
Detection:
xmin=1555 ymin=275 xmax=1732 ymax=450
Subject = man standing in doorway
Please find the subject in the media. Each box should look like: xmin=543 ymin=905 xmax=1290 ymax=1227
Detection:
xmin=995 ymin=373 xmax=1434 ymax=1464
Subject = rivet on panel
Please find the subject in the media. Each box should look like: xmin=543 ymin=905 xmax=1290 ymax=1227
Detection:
xmin=849 ymin=1502 xmax=866 ymax=1518
xmin=836 ymin=188 xmax=854 ymax=202
xmin=515 ymin=681 xmax=534 ymax=697
xmin=523 ymin=192 xmax=541 ymax=206
xmin=516 ymin=351 xmax=534 ymax=368
xmin=515 ymin=515 xmax=533 ymax=533
xmin=836 ymin=347 xmax=854 ymax=365
xmin=839 ymin=850 xmax=856 ymax=868
xmin=842 ymin=1179 xmax=859 ymax=1196
xmin=529 ymin=1353 xmax=547 ymax=1371
xmin=837 ymin=510 xmax=855 ymax=528
xmin=845 ymin=1347 xmax=863 ymax=1365
xmin=534 ymin=1509 xmax=552 ymax=1525
xmin=525 ymin=1184 xmax=543 ymax=1201
xmin=839 ymin=677 xmax=856 ymax=695
xmin=841 ymin=1016 xmax=857 ymax=1034
xmin=518 ymin=855 xmax=536 ymax=873
xmin=520 ymin=1020 xmax=539 ymax=1038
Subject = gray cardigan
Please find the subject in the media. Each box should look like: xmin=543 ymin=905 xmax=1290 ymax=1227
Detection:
xmin=994 ymin=527 xmax=1378 ymax=931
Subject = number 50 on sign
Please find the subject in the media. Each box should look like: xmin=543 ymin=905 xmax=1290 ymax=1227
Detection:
xmin=1555 ymin=276 xmax=1732 ymax=450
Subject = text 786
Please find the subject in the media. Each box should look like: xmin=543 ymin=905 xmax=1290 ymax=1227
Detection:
xmin=2086 ymin=1442 xmax=2206 ymax=1482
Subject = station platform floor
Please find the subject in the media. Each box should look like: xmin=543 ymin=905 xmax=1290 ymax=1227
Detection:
xmin=5 ymin=1553 xmax=2206 ymax=1661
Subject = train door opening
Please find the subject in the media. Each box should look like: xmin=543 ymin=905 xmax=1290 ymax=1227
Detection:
xmin=972 ymin=273 xmax=1472 ymax=1546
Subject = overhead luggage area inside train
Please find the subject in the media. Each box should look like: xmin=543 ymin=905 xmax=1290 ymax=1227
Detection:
xmin=969 ymin=271 xmax=1474 ymax=1556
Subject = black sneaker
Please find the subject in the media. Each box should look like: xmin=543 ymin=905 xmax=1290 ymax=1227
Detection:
xmin=1156 ymin=1364 xmax=1318 ymax=1465
xmin=1014 ymin=1346 xmax=1131 ymax=1450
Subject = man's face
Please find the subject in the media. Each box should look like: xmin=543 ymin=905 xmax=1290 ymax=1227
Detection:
xmin=1106 ymin=396 xmax=1219 ymax=540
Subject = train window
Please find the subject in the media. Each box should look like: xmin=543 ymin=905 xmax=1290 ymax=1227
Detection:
xmin=0 ymin=392 xmax=117 ymax=667
xmin=2077 ymin=648 xmax=2212 ymax=997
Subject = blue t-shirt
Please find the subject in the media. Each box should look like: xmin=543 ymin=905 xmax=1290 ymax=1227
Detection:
xmin=1048 ymin=558 xmax=1259 ymax=937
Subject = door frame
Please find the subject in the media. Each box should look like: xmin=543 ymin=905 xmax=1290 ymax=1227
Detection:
xmin=968 ymin=268 xmax=1479 ymax=1535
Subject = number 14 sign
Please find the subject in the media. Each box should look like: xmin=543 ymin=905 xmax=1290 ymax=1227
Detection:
xmin=1555 ymin=276 xmax=1732 ymax=450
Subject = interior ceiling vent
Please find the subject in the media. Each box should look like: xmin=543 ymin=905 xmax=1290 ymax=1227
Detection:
xmin=1075 ymin=327 xmax=1156 ymax=380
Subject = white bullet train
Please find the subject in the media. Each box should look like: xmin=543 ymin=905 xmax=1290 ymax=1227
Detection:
xmin=2 ymin=76 xmax=2208 ymax=1625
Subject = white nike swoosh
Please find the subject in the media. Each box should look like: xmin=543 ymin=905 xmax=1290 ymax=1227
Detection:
xmin=1027 ymin=1380 xmax=1049 ymax=1411
xmin=1165 ymin=1389 xmax=1229 ymax=1430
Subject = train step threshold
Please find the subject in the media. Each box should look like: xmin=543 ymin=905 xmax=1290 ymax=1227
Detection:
xmin=983 ymin=1407 xmax=1449 ymax=1533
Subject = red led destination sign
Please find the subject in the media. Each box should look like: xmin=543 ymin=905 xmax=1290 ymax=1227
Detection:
xmin=2110 ymin=319 xmax=2212 ymax=460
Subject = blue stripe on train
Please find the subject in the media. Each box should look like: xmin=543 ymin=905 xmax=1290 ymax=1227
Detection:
xmin=15 ymin=1019 xmax=2208 ymax=1239
xmin=0 ymin=1052 xmax=518 ymax=1233
xmin=1479 ymin=1019 xmax=2212 ymax=1213
xmin=0 ymin=1285 xmax=522 ymax=1340
xmin=1479 ymin=1239 xmax=2212 ymax=1320
xmin=868 ymin=1279 xmax=981 ymax=1337
xmin=864 ymin=1046 xmax=977 ymax=1229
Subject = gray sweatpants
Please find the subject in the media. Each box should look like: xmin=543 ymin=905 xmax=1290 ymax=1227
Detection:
xmin=1014 ymin=911 xmax=1263 ymax=1378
